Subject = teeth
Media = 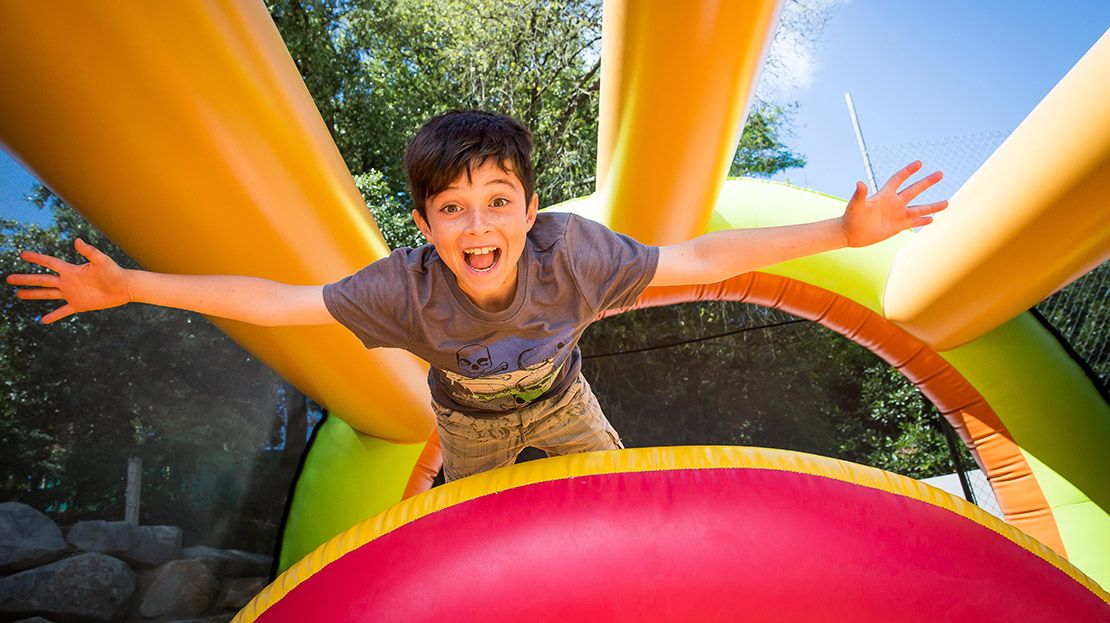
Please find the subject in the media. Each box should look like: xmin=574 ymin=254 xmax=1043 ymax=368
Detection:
xmin=464 ymin=246 xmax=498 ymax=255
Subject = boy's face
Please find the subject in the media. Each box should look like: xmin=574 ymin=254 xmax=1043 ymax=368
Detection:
xmin=413 ymin=159 xmax=538 ymax=312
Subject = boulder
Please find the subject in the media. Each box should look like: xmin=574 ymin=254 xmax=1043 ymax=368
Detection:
xmin=127 ymin=568 xmax=158 ymax=623
xmin=215 ymin=576 xmax=267 ymax=610
xmin=139 ymin=559 xmax=216 ymax=619
xmin=0 ymin=502 xmax=67 ymax=573
xmin=67 ymin=520 xmax=182 ymax=567
xmin=66 ymin=520 xmax=131 ymax=553
xmin=129 ymin=525 xmax=183 ymax=567
xmin=182 ymin=546 xmax=271 ymax=578
xmin=0 ymin=552 xmax=135 ymax=622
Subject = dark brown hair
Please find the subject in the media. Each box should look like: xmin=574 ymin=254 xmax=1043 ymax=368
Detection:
xmin=403 ymin=110 xmax=535 ymax=219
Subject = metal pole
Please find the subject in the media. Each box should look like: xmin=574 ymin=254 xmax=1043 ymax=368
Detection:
xmin=844 ymin=92 xmax=879 ymax=192
xmin=938 ymin=418 xmax=977 ymax=504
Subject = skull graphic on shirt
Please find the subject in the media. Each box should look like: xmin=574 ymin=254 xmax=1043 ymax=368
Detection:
xmin=456 ymin=344 xmax=509 ymax=377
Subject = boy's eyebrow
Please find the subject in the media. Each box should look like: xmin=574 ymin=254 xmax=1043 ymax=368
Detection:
xmin=442 ymin=177 xmax=518 ymax=191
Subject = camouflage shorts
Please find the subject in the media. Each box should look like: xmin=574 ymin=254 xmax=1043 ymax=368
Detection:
xmin=432 ymin=374 xmax=624 ymax=483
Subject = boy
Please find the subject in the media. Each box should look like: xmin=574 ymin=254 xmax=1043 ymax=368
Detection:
xmin=6 ymin=110 xmax=946 ymax=482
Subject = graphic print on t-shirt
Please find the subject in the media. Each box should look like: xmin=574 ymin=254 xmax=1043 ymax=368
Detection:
xmin=455 ymin=344 xmax=509 ymax=376
xmin=442 ymin=332 xmax=572 ymax=410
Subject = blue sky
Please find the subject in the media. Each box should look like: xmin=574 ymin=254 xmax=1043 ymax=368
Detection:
xmin=2 ymin=1 xmax=1108 ymax=226
xmin=0 ymin=148 xmax=42 ymax=225
xmin=765 ymin=0 xmax=1110 ymax=200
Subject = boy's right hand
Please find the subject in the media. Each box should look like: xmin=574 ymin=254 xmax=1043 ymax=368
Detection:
xmin=6 ymin=238 xmax=130 ymax=324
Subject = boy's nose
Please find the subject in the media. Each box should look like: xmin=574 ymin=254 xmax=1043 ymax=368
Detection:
xmin=464 ymin=209 xmax=492 ymax=234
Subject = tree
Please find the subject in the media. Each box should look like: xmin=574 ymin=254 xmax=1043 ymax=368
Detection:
xmin=580 ymin=301 xmax=973 ymax=479
xmin=730 ymin=102 xmax=806 ymax=177
xmin=270 ymin=0 xmax=815 ymax=249
xmin=268 ymin=0 xmax=603 ymax=247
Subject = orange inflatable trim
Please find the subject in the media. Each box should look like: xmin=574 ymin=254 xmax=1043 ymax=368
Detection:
xmin=405 ymin=271 xmax=1065 ymax=556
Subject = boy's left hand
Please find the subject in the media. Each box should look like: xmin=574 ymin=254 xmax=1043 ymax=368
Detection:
xmin=841 ymin=161 xmax=948 ymax=247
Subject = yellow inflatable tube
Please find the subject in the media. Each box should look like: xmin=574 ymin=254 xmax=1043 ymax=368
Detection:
xmin=596 ymin=0 xmax=783 ymax=244
xmin=0 ymin=1 xmax=432 ymax=442
xmin=885 ymin=29 xmax=1110 ymax=350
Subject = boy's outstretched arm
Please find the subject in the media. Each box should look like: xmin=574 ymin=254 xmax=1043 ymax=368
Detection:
xmin=650 ymin=161 xmax=948 ymax=287
xmin=6 ymin=238 xmax=333 ymax=326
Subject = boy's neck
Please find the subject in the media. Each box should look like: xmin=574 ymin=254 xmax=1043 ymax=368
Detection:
xmin=458 ymin=269 xmax=519 ymax=312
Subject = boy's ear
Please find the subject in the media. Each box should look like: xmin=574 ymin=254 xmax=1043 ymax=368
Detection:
xmin=412 ymin=209 xmax=433 ymax=242
xmin=526 ymin=193 xmax=538 ymax=229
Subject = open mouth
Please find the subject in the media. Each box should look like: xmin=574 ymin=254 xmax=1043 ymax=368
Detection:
xmin=463 ymin=246 xmax=501 ymax=272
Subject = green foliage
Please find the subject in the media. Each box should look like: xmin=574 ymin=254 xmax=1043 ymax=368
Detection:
xmin=270 ymin=0 xmax=604 ymax=248
xmin=581 ymin=302 xmax=969 ymax=479
xmin=849 ymin=364 xmax=972 ymax=478
xmin=353 ymin=169 xmax=425 ymax=248
xmin=731 ymin=101 xmax=806 ymax=177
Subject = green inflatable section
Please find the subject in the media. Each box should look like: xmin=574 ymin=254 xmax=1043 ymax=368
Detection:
xmin=278 ymin=416 xmax=425 ymax=572
xmin=941 ymin=316 xmax=1110 ymax=584
xmin=279 ymin=178 xmax=1109 ymax=587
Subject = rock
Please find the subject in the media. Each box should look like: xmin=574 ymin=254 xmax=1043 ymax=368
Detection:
xmin=0 ymin=552 xmax=135 ymax=622
xmin=139 ymin=559 xmax=216 ymax=619
xmin=130 ymin=525 xmax=183 ymax=567
xmin=182 ymin=546 xmax=271 ymax=578
xmin=215 ymin=576 xmax=267 ymax=610
xmin=127 ymin=568 xmax=158 ymax=623
xmin=67 ymin=520 xmax=131 ymax=553
xmin=67 ymin=520 xmax=182 ymax=568
xmin=0 ymin=502 xmax=67 ymax=573
xmin=15 ymin=617 xmax=58 ymax=623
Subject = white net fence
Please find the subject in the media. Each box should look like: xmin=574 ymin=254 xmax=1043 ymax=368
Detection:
xmin=868 ymin=131 xmax=1008 ymax=206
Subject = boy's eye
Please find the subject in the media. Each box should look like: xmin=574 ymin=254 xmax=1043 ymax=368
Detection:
xmin=441 ymin=204 xmax=462 ymax=214
xmin=491 ymin=198 xmax=509 ymax=208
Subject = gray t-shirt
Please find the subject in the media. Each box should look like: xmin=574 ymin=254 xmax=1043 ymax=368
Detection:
xmin=323 ymin=211 xmax=658 ymax=416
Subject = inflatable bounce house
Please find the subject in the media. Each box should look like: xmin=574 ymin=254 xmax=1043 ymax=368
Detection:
xmin=1 ymin=2 xmax=1107 ymax=620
